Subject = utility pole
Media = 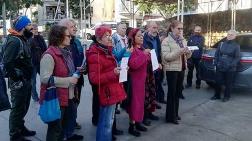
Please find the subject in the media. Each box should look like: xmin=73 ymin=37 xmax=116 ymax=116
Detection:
xmin=80 ymin=0 xmax=83 ymax=37
xmin=177 ymin=0 xmax=180 ymax=21
xmin=66 ymin=0 xmax=69 ymax=18
xmin=83 ymin=0 xmax=86 ymax=41
xmin=231 ymin=0 xmax=237 ymax=30
xmin=2 ymin=1 xmax=7 ymax=37
xmin=177 ymin=0 xmax=184 ymax=22
xmin=181 ymin=0 xmax=184 ymax=23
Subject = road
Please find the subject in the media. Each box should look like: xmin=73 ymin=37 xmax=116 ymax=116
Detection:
xmin=0 ymin=75 xmax=252 ymax=141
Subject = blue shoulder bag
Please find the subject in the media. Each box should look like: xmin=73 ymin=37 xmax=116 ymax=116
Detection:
xmin=39 ymin=76 xmax=61 ymax=123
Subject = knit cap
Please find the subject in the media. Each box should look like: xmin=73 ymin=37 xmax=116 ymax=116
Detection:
xmin=13 ymin=16 xmax=31 ymax=31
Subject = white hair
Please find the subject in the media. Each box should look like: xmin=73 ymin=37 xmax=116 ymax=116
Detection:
xmin=228 ymin=29 xmax=238 ymax=35
xmin=147 ymin=21 xmax=157 ymax=28
xmin=58 ymin=18 xmax=73 ymax=27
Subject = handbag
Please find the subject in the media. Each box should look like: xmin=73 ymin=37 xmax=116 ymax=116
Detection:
xmin=38 ymin=76 xmax=61 ymax=123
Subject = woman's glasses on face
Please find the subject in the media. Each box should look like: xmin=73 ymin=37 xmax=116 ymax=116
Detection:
xmin=177 ymin=27 xmax=183 ymax=30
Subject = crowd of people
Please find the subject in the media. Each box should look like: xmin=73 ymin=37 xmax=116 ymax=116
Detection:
xmin=0 ymin=15 xmax=240 ymax=141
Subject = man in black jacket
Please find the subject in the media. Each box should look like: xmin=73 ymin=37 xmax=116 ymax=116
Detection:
xmin=186 ymin=25 xmax=205 ymax=89
xmin=2 ymin=16 xmax=36 ymax=141
xmin=143 ymin=22 xmax=165 ymax=121
xmin=29 ymin=23 xmax=47 ymax=101
xmin=211 ymin=30 xmax=240 ymax=102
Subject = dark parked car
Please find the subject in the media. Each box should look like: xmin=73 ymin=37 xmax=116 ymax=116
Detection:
xmin=199 ymin=33 xmax=252 ymax=88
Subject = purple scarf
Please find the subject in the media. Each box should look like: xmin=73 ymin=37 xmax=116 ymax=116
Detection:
xmin=169 ymin=32 xmax=186 ymax=70
xmin=59 ymin=48 xmax=75 ymax=76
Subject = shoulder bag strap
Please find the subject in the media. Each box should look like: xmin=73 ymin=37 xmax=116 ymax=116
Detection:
xmin=98 ymin=52 xmax=100 ymax=97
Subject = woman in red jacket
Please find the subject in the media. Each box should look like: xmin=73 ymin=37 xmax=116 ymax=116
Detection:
xmin=127 ymin=28 xmax=151 ymax=137
xmin=86 ymin=25 xmax=126 ymax=141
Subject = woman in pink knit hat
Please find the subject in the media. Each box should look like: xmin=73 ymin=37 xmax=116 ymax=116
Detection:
xmin=86 ymin=25 xmax=126 ymax=141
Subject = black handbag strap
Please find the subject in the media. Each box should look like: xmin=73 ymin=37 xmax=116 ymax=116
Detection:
xmin=47 ymin=76 xmax=55 ymax=88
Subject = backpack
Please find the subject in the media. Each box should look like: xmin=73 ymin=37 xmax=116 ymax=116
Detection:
xmin=0 ymin=35 xmax=24 ymax=77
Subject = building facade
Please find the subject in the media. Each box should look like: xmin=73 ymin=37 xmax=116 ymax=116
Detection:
xmin=38 ymin=0 xmax=65 ymax=25
xmin=197 ymin=0 xmax=252 ymax=13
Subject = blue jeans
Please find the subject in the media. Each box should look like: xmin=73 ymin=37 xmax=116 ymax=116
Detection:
xmin=96 ymin=104 xmax=116 ymax=141
xmin=31 ymin=66 xmax=39 ymax=101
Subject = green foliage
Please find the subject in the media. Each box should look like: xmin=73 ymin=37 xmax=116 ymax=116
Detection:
xmin=0 ymin=0 xmax=43 ymax=18
xmin=134 ymin=0 xmax=156 ymax=14
xmin=69 ymin=0 xmax=91 ymax=19
xmin=134 ymin=0 xmax=197 ymax=19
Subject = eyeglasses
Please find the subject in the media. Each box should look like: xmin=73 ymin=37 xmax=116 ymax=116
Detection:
xmin=103 ymin=34 xmax=112 ymax=39
xmin=65 ymin=35 xmax=72 ymax=38
xmin=177 ymin=28 xmax=183 ymax=30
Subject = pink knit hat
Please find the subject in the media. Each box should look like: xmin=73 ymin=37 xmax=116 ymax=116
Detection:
xmin=95 ymin=25 xmax=112 ymax=39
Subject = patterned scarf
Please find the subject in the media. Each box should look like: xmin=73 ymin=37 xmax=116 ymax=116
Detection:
xmin=59 ymin=47 xmax=75 ymax=76
xmin=169 ymin=32 xmax=184 ymax=48
xmin=169 ymin=32 xmax=186 ymax=70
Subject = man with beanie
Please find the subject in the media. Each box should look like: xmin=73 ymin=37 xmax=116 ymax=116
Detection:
xmin=2 ymin=16 xmax=36 ymax=141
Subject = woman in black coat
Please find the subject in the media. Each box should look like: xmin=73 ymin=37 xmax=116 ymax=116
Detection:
xmin=211 ymin=30 xmax=240 ymax=102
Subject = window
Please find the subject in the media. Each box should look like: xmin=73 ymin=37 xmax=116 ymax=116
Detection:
xmin=236 ymin=35 xmax=252 ymax=52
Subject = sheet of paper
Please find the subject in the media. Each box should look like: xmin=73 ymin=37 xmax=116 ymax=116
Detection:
xmin=120 ymin=57 xmax=129 ymax=69
xmin=187 ymin=46 xmax=199 ymax=50
xmin=119 ymin=57 xmax=129 ymax=82
xmin=150 ymin=49 xmax=159 ymax=71
xmin=119 ymin=69 xmax=128 ymax=82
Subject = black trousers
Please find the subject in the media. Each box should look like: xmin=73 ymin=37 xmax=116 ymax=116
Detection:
xmin=165 ymin=71 xmax=184 ymax=121
xmin=9 ymin=79 xmax=31 ymax=140
xmin=154 ymin=69 xmax=165 ymax=102
xmin=46 ymin=107 xmax=67 ymax=141
xmin=214 ymin=71 xmax=235 ymax=98
xmin=187 ymin=58 xmax=201 ymax=86
xmin=91 ymin=84 xmax=99 ymax=124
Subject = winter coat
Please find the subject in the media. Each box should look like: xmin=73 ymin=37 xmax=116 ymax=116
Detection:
xmin=161 ymin=34 xmax=192 ymax=71
xmin=29 ymin=34 xmax=47 ymax=68
xmin=86 ymin=43 xmax=126 ymax=106
xmin=187 ymin=34 xmax=205 ymax=59
xmin=2 ymin=30 xmax=33 ymax=81
xmin=214 ymin=40 xmax=240 ymax=72
xmin=70 ymin=38 xmax=85 ymax=86
xmin=128 ymin=47 xmax=149 ymax=122
xmin=40 ymin=46 xmax=72 ymax=107
xmin=143 ymin=32 xmax=162 ymax=63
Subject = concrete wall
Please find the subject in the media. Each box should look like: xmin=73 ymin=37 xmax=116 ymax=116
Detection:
xmin=91 ymin=0 xmax=115 ymax=24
